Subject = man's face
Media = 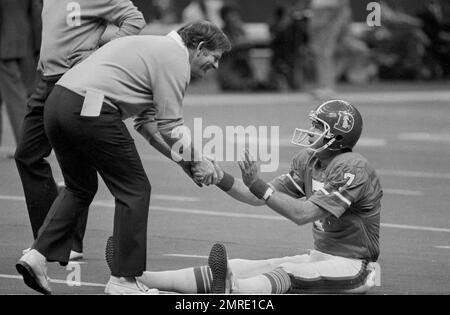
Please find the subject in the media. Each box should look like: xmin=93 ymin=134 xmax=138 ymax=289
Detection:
xmin=308 ymin=120 xmax=326 ymax=150
xmin=190 ymin=46 xmax=223 ymax=78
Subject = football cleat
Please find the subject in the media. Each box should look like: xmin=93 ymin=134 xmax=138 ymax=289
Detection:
xmin=208 ymin=243 xmax=229 ymax=294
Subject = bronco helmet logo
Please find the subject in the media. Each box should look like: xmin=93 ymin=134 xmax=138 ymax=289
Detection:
xmin=334 ymin=111 xmax=354 ymax=133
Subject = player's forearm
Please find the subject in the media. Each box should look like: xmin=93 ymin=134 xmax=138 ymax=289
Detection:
xmin=227 ymin=178 xmax=265 ymax=206
xmin=265 ymin=193 xmax=327 ymax=225
xmin=216 ymin=173 xmax=265 ymax=206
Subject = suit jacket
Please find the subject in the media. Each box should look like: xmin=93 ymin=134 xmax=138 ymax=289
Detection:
xmin=0 ymin=0 xmax=42 ymax=59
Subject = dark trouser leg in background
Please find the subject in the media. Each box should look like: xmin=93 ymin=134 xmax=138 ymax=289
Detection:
xmin=0 ymin=59 xmax=28 ymax=144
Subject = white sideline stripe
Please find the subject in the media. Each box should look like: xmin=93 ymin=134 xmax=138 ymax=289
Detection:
xmin=183 ymin=91 xmax=450 ymax=106
xmin=381 ymin=223 xmax=450 ymax=233
xmin=383 ymin=189 xmax=423 ymax=196
xmin=230 ymin=136 xmax=386 ymax=148
xmin=164 ymin=254 xmax=208 ymax=259
xmin=398 ymin=133 xmax=450 ymax=143
xmin=0 ymin=194 xmax=199 ymax=203
xmin=435 ymin=246 xmax=450 ymax=249
xmin=1 ymin=196 xmax=448 ymax=233
xmin=147 ymin=205 xmax=450 ymax=233
xmin=0 ymin=274 xmax=105 ymax=288
xmin=376 ymin=169 xmax=450 ymax=180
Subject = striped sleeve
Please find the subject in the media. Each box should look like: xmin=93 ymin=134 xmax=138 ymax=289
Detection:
xmin=268 ymin=153 xmax=308 ymax=198
xmin=309 ymin=166 xmax=368 ymax=218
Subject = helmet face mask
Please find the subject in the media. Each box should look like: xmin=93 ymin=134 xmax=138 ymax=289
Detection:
xmin=291 ymin=112 xmax=334 ymax=152
xmin=291 ymin=100 xmax=363 ymax=153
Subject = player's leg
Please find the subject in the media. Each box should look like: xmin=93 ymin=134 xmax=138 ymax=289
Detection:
xmin=276 ymin=252 xmax=375 ymax=294
xmin=208 ymin=245 xmax=375 ymax=294
xmin=139 ymin=266 xmax=212 ymax=293
xmin=136 ymin=252 xmax=310 ymax=293
xmin=228 ymin=253 xmax=311 ymax=278
xmin=208 ymin=243 xmax=292 ymax=294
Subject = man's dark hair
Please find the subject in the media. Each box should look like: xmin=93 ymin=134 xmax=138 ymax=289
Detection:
xmin=177 ymin=20 xmax=231 ymax=52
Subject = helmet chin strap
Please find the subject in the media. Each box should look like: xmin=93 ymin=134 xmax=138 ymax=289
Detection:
xmin=311 ymin=138 xmax=336 ymax=153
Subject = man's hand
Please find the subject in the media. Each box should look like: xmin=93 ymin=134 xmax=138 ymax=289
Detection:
xmin=238 ymin=150 xmax=260 ymax=187
xmin=208 ymin=158 xmax=224 ymax=183
xmin=191 ymin=159 xmax=219 ymax=186
xmin=179 ymin=160 xmax=203 ymax=187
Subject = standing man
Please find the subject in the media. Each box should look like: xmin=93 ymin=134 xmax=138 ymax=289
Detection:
xmin=14 ymin=0 xmax=146 ymax=260
xmin=16 ymin=21 xmax=231 ymax=295
xmin=0 ymin=0 xmax=41 ymax=147
xmin=309 ymin=0 xmax=351 ymax=99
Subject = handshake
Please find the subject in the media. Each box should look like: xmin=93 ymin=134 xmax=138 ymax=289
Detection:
xmin=179 ymin=158 xmax=223 ymax=186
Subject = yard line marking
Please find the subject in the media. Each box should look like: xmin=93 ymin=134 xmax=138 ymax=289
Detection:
xmin=183 ymin=91 xmax=450 ymax=106
xmin=1 ymin=196 xmax=448 ymax=233
xmin=381 ymin=223 xmax=450 ymax=233
xmin=147 ymin=205 xmax=450 ymax=234
xmin=383 ymin=189 xmax=423 ymax=196
xmin=0 ymin=194 xmax=199 ymax=203
xmin=0 ymin=195 xmax=25 ymax=201
xmin=434 ymin=246 xmax=450 ymax=250
xmin=398 ymin=133 xmax=450 ymax=143
xmin=229 ymin=136 xmax=386 ymax=148
xmin=275 ymin=163 xmax=450 ymax=180
xmin=152 ymin=195 xmax=199 ymax=202
xmin=376 ymin=169 xmax=450 ymax=180
xmin=0 ymin=274 xmax=105 ymax=288
xmin=164 ymin=254 xmax=208 ymax=259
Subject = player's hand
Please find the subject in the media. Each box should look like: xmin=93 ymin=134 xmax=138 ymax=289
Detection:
xmin=179 ymin=160 xmax=203 ymax=187
xmin=206 ymin=157 xmax=224 ymax=183
xmin=238 ymin=149 xmax=259 ymax=187
xmin=191 ymin=159 xmax=219 ymax=186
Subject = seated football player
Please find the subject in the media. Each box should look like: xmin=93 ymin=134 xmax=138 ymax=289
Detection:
xmin=107 ymin=100 xmax=383 ymax=294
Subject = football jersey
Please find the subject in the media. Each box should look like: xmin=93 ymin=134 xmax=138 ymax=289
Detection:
xmin=269 ymin=149 xmax=383 ymax=261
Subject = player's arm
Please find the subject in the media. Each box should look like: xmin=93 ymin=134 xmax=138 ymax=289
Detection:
xmin=236 ymin=150 xmax=328 ymax=225
xmin=264 ymin=192 xmax=328 ymax=225
xmin=211 ymin=165 xmax=265 ymax=206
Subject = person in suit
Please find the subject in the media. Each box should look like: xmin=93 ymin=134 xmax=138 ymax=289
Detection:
xmin=0 ymin=0 xmax=41 ymax=147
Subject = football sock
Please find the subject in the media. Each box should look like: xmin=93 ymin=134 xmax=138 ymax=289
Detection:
xmin=262 ymin=267 xmax=292 ymax=294
xmin=193 ymin=266 xmax=213 ymax=293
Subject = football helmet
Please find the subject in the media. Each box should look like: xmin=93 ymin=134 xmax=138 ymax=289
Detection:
xmin=291 ymin=100 xmax=363 ymax=152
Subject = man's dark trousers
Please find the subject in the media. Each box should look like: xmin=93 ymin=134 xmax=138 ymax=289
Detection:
xmin=14 ymin=75 xmax=88 ymax=253
xmin=35 ymin=86 xmax=150 ymax=276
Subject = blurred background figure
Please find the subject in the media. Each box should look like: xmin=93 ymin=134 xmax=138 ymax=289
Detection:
xmin=417 ymin=0 xmax=450 ymax=79
xmin=0 ymin=0 xmax=41 ymax=150
xmin=365 ymin=1 xmax=429 ymax=81
xmin=217 ymin=3 xmax=272 ymax=92
xmin=269 ymin=1 xmax=310 ymax=91
xmin=217 ymin=3 xmax=256 ymax=91
xmin=309 ymin=0 xmax=351 ymax=99
xmin=152 ymin=0 xmax=176 ymax=24
xmin=182 ymin=0 xmax=223 ymax=26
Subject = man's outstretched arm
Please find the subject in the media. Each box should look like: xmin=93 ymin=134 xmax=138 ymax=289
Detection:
xmin=212 ymin=151 xmax=328 ymax=225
